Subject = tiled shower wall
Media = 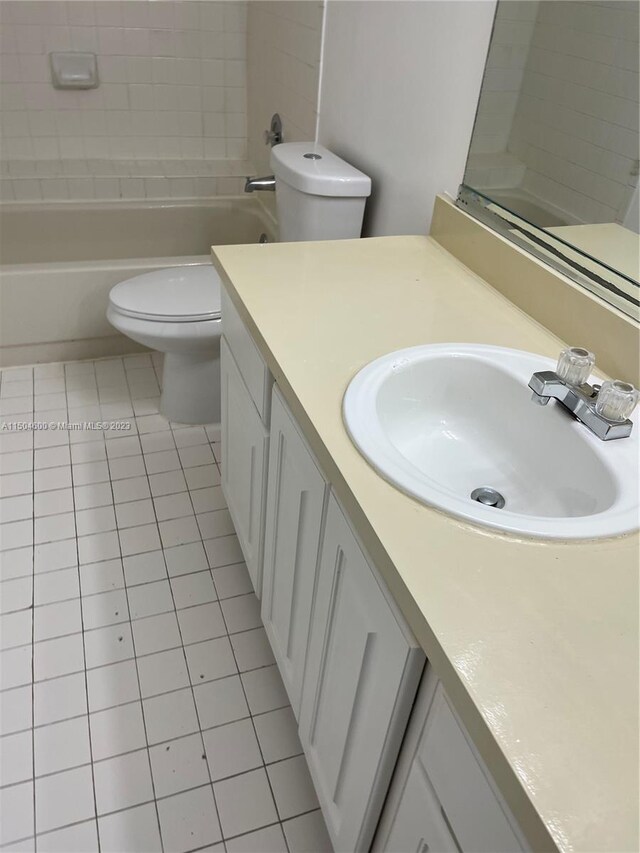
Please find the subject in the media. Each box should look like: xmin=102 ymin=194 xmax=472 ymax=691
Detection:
xmin=468 ymin=1 xmax=537 ymax=158
xmin=509 ymin=0 xmax=639 ymax=224
xmin=247 ymin=1 xmax=323 ymax=183
xmin=0 ymin=0 xmax=249 ymax=200
xmin=467 ymin=0 xmax=639 ymax=223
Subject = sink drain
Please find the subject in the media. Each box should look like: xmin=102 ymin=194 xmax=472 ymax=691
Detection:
xmin=470 ymin=487 xmax=505 ymax=509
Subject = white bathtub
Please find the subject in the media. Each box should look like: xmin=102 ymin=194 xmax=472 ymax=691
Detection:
xmin=0 ymin=198 xmax=275 ymax=366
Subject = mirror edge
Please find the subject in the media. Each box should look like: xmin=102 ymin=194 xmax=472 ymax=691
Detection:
xmin=456 ymin=185 xmax=640 ymax=323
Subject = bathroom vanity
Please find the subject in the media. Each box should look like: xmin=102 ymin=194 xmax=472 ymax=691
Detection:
xmin=212 ymin=224 xmax=639 ymax=853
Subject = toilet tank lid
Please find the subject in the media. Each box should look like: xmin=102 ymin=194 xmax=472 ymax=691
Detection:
xmin=271 ymin=143 xmax=371 ymax=198
xmin=109 ymin=265 xmax=221 ymax=322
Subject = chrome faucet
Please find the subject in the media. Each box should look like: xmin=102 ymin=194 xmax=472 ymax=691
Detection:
xmin=244 ymin=175 xmax=276 ymax=192
xmin=528 ymin=347 xmax=638 ymax=441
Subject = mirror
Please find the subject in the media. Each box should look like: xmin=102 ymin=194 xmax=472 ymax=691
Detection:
xmin=458 ymin=0 xmax=639 ymax=320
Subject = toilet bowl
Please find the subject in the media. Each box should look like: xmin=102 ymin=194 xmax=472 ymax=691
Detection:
xmin=107 ymin=264 xmax=222 ymax=425
xmin=108 ymin=144 xmax=371 ymax=426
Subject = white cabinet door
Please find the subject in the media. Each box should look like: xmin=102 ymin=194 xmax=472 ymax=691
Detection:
xmin=261 ymin=387 xmax=329 ymax=718
xmin=221 ymin=288 xmax=272 ymax=425
xmin=299 ymin=494 xmax=425 ymax=852
xmin=375 ymin=670 xmax=527 ymax=853
xmin=220 ymin=337 xmax=269 ymax=595
xmin=417 ymin=684 xmax=526 ymax=853
xmin=383 ymin=762 xmax=460 ymax=853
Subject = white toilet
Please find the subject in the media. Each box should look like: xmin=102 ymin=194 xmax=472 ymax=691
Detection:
xmin=107 ymin=143 xmax=371 ymax=425
xmin=107 ymin=265 xmax=223 ymax=424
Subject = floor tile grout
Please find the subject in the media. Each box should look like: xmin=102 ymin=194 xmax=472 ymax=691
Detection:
xmin=29 ymin=369 xmax=37 ymax=846
xmin=4 ymin=798 xmax=323 ymax=852
xmin=0 ymin=353 xmax=330 ymax=853
xmin=1 ymin=647 xmax=281 ymax=688
xmin=68 ymin=356 xmax=102 ymax=853
xmin=135 ymin=400 xmax=228 ymax=851
xmin=103 ymin=362 xmax=165 ymax=853
xmin=0 ymin=693 xmax=293 ymax=743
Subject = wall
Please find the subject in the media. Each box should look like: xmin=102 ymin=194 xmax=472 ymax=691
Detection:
xmin=0 ymin=0 xmax=249 ymax=200
xmin=508 ymin=0 xmax=639 ymax=224
xmin=246 ymin=1 xmax=324 ymax=182
xmin=317 ymin=0 xmax=496 ymax=236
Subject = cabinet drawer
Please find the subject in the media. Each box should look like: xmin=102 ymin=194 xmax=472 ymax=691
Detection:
xmin=420 ymin=684 xmax=524 ymax=853
xmin=221 ymin=286 xmax=272 ymax=425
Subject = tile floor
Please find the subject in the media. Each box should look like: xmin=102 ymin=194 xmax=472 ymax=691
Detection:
xmin=0 ymin=353 xmax=332 ymax=853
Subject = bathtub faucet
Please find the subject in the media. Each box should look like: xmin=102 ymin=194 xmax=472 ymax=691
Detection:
xmin=244 ymin=175 xmax=276 ymax=193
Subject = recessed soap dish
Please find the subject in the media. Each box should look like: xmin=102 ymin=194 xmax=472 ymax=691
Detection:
xmin=50 ymin=52 xmax=99 ymax=90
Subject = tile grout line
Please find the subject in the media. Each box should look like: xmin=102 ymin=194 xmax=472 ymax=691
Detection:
xmin=64 ymin=357 xmax=102 ymax=853
xmin=102 ymin=357 xmax=166 ymax=853
xmin=0 ymin=558 xmax=250 ymax=613
xmin=170 ymin=424 xmax=292 ymax=848
xmin=1 ymin=644 xmax=280 ymax=695
xmin=2 ymin=788 xmax=322 ymax=853
xmin=211 ymin=573 xmax=292 ymax=849
xmin=2 ymin=353 xmax=326 ymax=851
xmin=133 ymin=382 xmax=229 ymax=853
xmin=1 ymin=593 xmax=261 ymax=660
xmin=2 ymin=517 xmax=240 ymax=589
xmin=1 ymin=520 xmax=239 ymax=565
xmin=29 ymin=364 xmax=37 ymax=846
xmin=208 ymin=440 xmax=299 ymax=845
xmin=0 ymin=445 xmax=217 ymax=505
xmin=4 ymin=593 xmax=268 ymax=641
xmin=1 ymin=693 xmax=293 ymax=751
xmin=2 ymin=741 xmax=306 ymax=791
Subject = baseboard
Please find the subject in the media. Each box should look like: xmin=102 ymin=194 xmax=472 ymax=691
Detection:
xmin=0 ymin=334 xmax=149 ymax=368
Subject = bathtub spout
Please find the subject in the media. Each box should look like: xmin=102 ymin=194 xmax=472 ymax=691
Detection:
xmin=244 ymin=175 xmax=276 ymax=193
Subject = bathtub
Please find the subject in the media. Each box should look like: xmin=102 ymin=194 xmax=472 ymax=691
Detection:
xmin=0 ymin=197 xmax=275 ymax=366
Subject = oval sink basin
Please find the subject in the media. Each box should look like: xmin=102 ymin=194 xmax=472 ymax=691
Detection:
xmin=343 ymin=344 xmax=639 ymax=540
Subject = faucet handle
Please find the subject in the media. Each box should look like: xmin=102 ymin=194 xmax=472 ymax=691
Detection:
xmin=556 ymin=346 xmax=595 ymax=386
xmin=595 ymin=380 xmax=639 ymax=422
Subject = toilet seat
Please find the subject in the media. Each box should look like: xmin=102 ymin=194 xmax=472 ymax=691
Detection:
xmin=109 ymin=265 xmax=221 ymax=323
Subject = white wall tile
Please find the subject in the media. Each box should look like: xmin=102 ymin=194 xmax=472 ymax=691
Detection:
xmin=246 ymin=1 xmax=324 ymax=177
xmin=465 ymin=1 xmax=639 ymax=225
xmin=1 ymin=0 xmax=248 ymax=201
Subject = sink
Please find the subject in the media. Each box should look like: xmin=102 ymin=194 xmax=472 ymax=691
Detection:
xmin=343 ymin=344 xmax=639 ymax=539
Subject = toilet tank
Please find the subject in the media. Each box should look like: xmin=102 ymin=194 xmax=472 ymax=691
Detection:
xmin=270 ymin=143 xmax=371 ymax=242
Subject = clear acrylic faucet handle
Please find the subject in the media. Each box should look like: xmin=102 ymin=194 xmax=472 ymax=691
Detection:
xmin=596 ymin=380 xmax=639 ymax=422
xmin=556 ymin=346 xmax=595 ymax=387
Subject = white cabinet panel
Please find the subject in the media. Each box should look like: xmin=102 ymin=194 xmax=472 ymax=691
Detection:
xmin=420 ymin=684 xmax=525 ymax=853
xmin=383 ymin=762 xmax=460 ymax=853
xmin=299 ymin=493 xmax=425 ymax=852
xmin=221 ymin=288 xmax=272 ymax=424
xmin=375 ymin=670 xmax=527 ymax=853
xmin=220 ymin=337 xmax=269 ymax=595
xmin=261 ymin=387 xmax=329 ymax=718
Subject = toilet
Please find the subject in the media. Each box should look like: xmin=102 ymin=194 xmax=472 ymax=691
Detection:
xmin=107 ymin=265 xmax=223 ymax=425
xmin=107 ymin=143 xmax=371 ymax=425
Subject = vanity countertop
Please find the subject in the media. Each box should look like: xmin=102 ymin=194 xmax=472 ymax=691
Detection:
xmin=211 ymin=234 xmax=639 ymax=853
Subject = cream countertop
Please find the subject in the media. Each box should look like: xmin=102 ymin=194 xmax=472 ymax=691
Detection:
xmin=211 ymin=235 xmax=639 ymax=853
